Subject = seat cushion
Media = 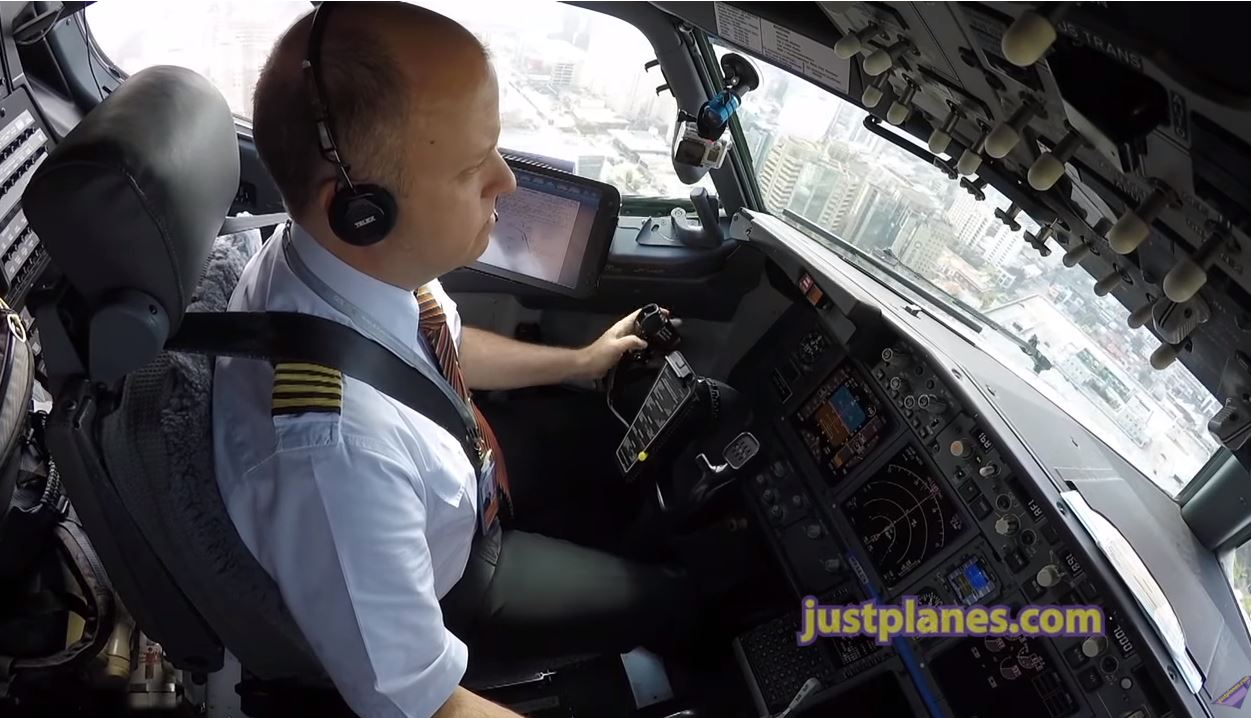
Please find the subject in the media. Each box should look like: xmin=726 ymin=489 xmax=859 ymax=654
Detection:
xmin=100 ymin=225 xmax=323 ymax=680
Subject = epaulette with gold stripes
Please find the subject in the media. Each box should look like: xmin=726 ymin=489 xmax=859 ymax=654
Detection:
xmin=272 ymin=362 xmax=344 ymax=417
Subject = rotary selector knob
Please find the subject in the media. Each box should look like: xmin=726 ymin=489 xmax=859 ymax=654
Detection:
xmin=806 ymin=523 xmax=823 ymax=539
xmin=950 ymin=439 xmax=973 ymax=459
xmin=1082 ymin=636 xmax=1109 ymax=658
xmin=995 ymin=515 xmax=1020 ymax=536
xmin=1036 ymin=564 xmax=1062 ymax=588
xmin=918 ymin=394 xmax=948 ymax=414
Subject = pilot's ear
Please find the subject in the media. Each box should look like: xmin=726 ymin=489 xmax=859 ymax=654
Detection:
xmin=314 ymin=177 xmax=338 ymax=219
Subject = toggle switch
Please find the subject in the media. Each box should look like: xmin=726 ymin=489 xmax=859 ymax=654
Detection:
xmin=861 ymin=73 xmax=890 ymax=109
xmin=1028 ymin=127 xmax=1084 ymax=191
xmin=1127 ymin=299 xmax=1156 ymax=329
xmin=956 ymin=124 xmax=991 ymax=176
xmin=1093 ymin=269 xmax=1124 ymax=297
xmin=1001 ymin=8 xmax=1061 ymax=67
xmin=995 ymin=202 xmax=1023 ymax=232
xmin=1062 ymin=241 xmax=1091 ymax=267
xmin=985 ymin=99 xmax=1040 ymax=159
xmin=1150 ymin=341 xmax=1182 ymax=370
xmin=834 ymin=24 xmax=882 ymax=59
xmin=928 ymin=105 xmax=962 ymax=155
xmin=887 ymin=83 xmax=917 ymax=126
xmin=863 ymin=40 xmax=913 ymax=77
xmin=1108 ymin=183 xmax=1177 ymax=255
xmin=1163 ymin=224 xmax=1235 ymax=303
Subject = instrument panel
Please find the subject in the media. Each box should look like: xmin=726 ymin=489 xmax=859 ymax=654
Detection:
xmin=729 ymin=303 xmax=1175 ymax=718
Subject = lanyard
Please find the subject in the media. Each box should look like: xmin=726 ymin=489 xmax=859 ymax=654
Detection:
xmin=279 ymin=223 xmax=482 ymax=447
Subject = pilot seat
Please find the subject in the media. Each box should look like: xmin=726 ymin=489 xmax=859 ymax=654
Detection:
xmin=20 ymin=64 xmax=626 ymax=715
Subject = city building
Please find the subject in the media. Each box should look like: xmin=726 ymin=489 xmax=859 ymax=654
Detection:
xmin=980 ymin=223 xmax=1023 ymax=266
xmin=757 ymin=136 xmax=820 ymax=213
xmin=786 ymin=158 xmax=867 ymax=234
xmin=947 ymin=190 xmax=997 ymax=250
xmin=892 ymin=218 xmax=951 ymax=276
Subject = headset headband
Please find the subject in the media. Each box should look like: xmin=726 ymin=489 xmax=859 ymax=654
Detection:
xmin=301 ymin=2 xmax=355 ymax=192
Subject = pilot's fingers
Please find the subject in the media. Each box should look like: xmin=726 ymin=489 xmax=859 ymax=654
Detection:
xmin=616 ymin=335 xmax=648 ymax=352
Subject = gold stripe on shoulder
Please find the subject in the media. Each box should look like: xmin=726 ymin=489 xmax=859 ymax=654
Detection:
xmin=275 ymin=362 xmax=341 ymax=378
xmin=273 ymin=362 xmax=343 ymax=417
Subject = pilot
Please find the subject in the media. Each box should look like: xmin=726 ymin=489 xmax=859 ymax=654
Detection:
xmin=212 ymin=3 xmax=696 ymax=717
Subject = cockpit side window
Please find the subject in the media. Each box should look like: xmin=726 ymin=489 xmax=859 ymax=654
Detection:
xmin=85 ymin=0 xmax=714 ymax=199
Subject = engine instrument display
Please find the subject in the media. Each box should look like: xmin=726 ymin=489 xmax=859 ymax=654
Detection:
xmin=932 ymin=636 xmax=1079 ymax=718
xmin=843 ymin=444 xmax=967 ymax=587
xmin=790 ymin=363 xmax=889 ymax=485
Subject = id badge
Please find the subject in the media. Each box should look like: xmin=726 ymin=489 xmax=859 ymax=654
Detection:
xmin=477 ymin=450 xmax=500 ymax=533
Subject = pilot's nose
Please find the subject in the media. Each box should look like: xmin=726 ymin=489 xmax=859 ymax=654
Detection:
xmin=489 ymin=152 xmax=517 ymax=197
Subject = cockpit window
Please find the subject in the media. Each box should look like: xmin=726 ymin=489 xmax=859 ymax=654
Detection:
xmin=716 ymin=41 xmax=1221 ymax=497
xmin=86 ymin=0 xmax=709 ymax=199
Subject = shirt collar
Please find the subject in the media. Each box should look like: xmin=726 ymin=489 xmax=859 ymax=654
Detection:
xmin=288 ymin=222 xmax=423 ymax=351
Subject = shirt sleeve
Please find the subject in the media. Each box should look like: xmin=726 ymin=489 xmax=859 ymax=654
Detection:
xmin=248 ymin=440 xmax=466 ymax=718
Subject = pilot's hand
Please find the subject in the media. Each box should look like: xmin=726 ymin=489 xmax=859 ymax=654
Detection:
xmin=575 ymin=308 xmax=655 ymax=381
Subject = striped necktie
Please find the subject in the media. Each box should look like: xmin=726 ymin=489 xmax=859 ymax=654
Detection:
xmin=416 ymin=285 xmax=511 ymax=510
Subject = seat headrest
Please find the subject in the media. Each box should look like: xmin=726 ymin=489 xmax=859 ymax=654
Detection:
xmin=23 ymin=66 xmax=240 ymax=380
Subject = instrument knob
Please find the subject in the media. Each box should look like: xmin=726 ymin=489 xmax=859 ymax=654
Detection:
xmin=770 ymin=505 xmax=784 ymax=519
xmin=881 ymin=346 xmax=912 ymax=365
xmin=1082 ymin=635 xmax=1109 ymax=658
xmin=950 ymin=439 xmax=973 ymax=459
xmin=888 ymin=376 xmax=910 ymax=393
xmin=805 ymin=523 xmax=823 ymax=539
xmin=1036 ymin=564 xmax=1062 ymax=588
xmin=918 ymin=394 xmax=948 ymax=414
xmin=762 ymin=489 xmax=777 ymax=504
xmin=995 ymin=515 xmax=1020 ymax=536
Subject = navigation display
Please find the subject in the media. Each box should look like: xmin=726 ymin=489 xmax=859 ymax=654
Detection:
xmin=790 ymin=364 xmax=889 ymax=485
xmin=843 ymin=444 xmax=967 ymax=587
xmin=932 ymin=636 xmax=1079 ymax=718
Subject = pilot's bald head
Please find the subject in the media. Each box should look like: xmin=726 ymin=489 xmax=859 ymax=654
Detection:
xmin=252 ymin=2 xmax=489 ymax=221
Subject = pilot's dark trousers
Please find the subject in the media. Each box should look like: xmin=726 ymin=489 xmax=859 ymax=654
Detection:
xmin=440 ymin=391 xmax=699 ymax=662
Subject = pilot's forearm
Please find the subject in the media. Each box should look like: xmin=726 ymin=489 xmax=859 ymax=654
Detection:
xmin=460 ymin=326 xmax=589 ymax=390
xmin=434 ymin=687 xmax=523 ymax=717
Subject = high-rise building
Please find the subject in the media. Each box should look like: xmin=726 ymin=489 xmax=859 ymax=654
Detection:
xmin=947 ymin=190 xmax=996 ymax=251
xmin=786 ymin=158 xmax=865 ymax=233
xmin=757 ymin=136 xmax=819 ymax=214
xmin=981 ymin=224 xmax=1022 ymax=266
xmin=894 ymin=220 xmax=951 ymax=276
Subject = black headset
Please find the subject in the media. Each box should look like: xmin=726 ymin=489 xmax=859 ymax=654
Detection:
xmin=302 ymin=2 xmax=397 ymax=246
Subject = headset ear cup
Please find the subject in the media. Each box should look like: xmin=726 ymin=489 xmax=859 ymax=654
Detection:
xmin=328 ymin=184 xmax=397 ymax=246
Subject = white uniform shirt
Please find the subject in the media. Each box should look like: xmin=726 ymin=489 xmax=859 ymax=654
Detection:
xmin=212 ymin=224 xmax=478 ymax=718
